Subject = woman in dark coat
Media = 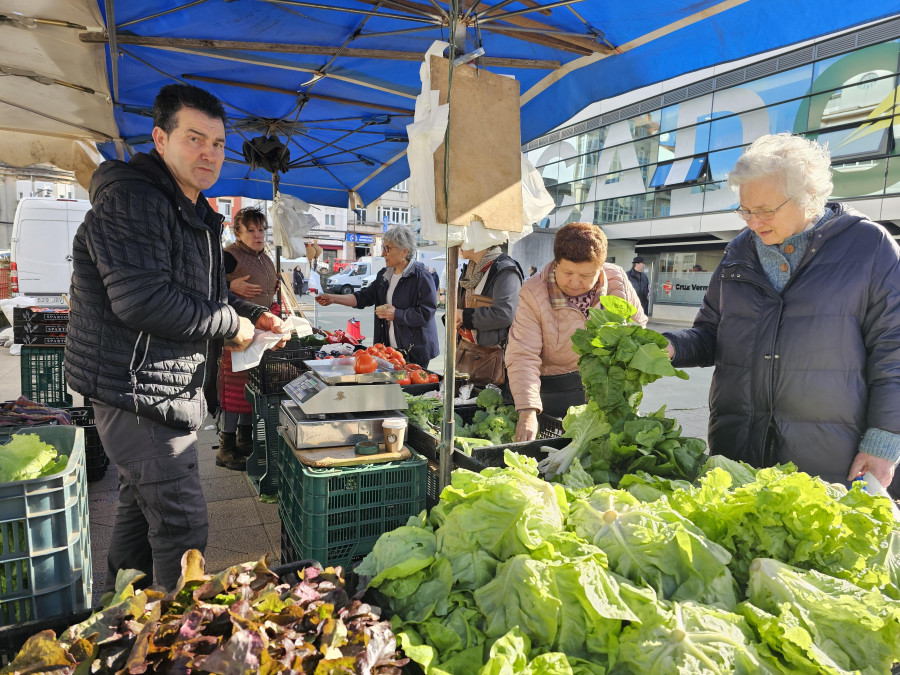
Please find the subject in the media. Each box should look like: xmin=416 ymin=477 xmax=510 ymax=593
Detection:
xmin=454 ymin=241 xmax=523 ymax=386
xmin=664 ymin=133 xmax=900 ymax=488
xmin=316 ymin=226 xmax=439 ymax=368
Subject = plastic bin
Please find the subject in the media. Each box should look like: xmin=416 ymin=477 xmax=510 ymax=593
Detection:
xmin=0 ymin=426 xmax=91 ymax=626
xmin=245 ymin=384 xmax=288 ymax=496
xmin=248 ymin=339 xmax=315 ymax=396
xmin=19 ymin=346 xmax=72 ymax=407
xmin=277 ymin=430 xmax=427 ymax=568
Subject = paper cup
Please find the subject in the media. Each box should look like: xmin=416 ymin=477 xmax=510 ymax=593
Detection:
xmin=382 ymin=417 xmax=407 ymax=453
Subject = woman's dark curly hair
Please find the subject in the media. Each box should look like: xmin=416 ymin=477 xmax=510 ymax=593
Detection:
xmin=553 ymin=222 xmax=608 ymax=264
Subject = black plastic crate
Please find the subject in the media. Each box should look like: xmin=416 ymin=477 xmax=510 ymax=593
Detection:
xmin=12 ymin=307 xmax=70 ymax=326
xmin=65 ymin=406 xmax=108 ymax=483
xmin=248 ymin=340 xmax=315 ymax=395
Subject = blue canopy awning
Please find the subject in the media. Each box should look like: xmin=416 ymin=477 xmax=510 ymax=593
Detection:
xmin=83 ymin=1 xmax=900 ymax=206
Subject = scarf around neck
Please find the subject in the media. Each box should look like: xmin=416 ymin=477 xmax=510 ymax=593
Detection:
xmin=459 ymin=246 xmax=503 ymax=302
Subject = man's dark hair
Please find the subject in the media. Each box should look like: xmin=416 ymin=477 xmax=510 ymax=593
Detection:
xmin=153 ymin=84 xmax=227 ymax=134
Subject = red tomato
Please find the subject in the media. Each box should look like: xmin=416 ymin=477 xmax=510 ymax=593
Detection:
xmin=405 ymin=364 xmax=423 ymax=371
xmin=396 ymin=372 xmax=412 ymax=385
xmin=426 ymin=373 xmax=440 ymax=384
xmin=353 ymin=352 xmax=378 ymax=374
xmin=410 ymin=370 xmax=430 ymax=385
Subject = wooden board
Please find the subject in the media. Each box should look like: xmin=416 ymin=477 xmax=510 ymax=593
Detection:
xmin=293 ymin=444 xmax=411 ymax=468
xmin=431 ymin=56 xmax=523 ymax=232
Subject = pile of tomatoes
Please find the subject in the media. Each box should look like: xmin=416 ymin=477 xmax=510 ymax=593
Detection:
xmin=351 ymin=343 xmax=440 ymax=385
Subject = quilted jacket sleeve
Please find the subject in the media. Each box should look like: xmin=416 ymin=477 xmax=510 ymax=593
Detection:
xmin=85 ymin=185 xmax=241 ymax=340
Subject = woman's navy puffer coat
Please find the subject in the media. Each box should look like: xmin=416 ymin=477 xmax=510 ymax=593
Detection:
xmin=664 ymin=203 xmax=900 ymax=484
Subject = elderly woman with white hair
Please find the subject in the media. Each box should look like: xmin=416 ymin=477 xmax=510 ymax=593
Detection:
xmin=316 ymin=225 xmax=439 ymax=367
xmin=664 ymin=133 xmax=900 ymax=489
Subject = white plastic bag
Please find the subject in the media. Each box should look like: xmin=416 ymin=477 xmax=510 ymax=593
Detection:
xmin=270 ymin=194 xmax=320 ymax=259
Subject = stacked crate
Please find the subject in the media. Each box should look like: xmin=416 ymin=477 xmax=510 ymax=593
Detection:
xmin=14 ymin=307 xmax=72 ymax=407
xmin=278 ymin=430 xmax=427 ymax=568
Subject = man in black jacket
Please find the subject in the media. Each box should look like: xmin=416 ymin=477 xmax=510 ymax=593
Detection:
xmin=65 ymin=84 xmax=284 ymax=592
xmin=626 ymin=256 xmax=650 ymax=314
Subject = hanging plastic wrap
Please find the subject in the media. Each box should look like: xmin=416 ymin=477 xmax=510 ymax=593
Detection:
xmin=269 ymin=193 xmax=320 ymax=259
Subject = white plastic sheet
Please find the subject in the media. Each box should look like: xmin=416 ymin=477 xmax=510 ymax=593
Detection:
xmin=230 ymin=315 xmax=313 ymax=372
xmin=270 ymin=194 xmax=320 ymax=260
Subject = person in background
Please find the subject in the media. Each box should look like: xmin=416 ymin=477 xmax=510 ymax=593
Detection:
xmin=664 ymin=133 xmax=900 ymax=488
xmin=293 ymin=265 xmax=305 ymax=295
xmin=65 ymin=84 xmax=285 ymax=592
xmin=691 ymin=264 xmax=704 ymax=272
xmin=316 ymin=226 xmax=439 ymax=367
xmin=454 ymin=238 xmax=524 ymax=385
xmin=528 ymin=265 xmax=537 ymax=277
xmin=626 ymin=255 xmax=650 ymax=314
xmin=218 ymin=206 xmax=277 ymax=470
xmin=506 ymin=223 xmax=648 ymax=441
xmin=429 ymin=266 xmax=440 ymax=292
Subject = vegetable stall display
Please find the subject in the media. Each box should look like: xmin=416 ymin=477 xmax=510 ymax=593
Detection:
xmin=358 ymin=451 xmax=900 ymax=674
xmin=405 ymin=388 xmax=519 ymax=452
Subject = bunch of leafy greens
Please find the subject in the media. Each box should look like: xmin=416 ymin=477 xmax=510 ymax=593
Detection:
xmin=567 ymin=486 xmax=738 ymax=610
xmin=570 ymin=295 xmax=688 ymax=417
xmin=540 ymin=295 xmax=706 ymax=487
xmin=668 ymin=463 xmax=897 ymax=590
xmin=742 ymin=558 xmax=900 ymax=674
xmin=5 ymin=550 xmax=408 ymax=675
xmin=0 ymin=433 xmax=68 ymax=482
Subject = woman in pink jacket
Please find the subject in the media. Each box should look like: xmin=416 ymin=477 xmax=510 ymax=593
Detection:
xmin=506 ymin=222 xmax=648 ymax=441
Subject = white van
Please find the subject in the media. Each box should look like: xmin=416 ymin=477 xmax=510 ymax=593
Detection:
xmin=11 ymin=198 xmax=91 ymax=305
xmin=326 ymin=255 xmax=386 ymax=295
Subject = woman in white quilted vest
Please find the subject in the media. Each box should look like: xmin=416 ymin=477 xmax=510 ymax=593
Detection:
xmin=506 ymin=222 xmax=648 ymax=441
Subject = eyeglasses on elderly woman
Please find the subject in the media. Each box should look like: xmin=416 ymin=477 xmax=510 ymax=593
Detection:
xmin=734 ymin=198 xmax=791 ymax=222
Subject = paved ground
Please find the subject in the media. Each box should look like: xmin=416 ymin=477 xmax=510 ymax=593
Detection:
xmin=0 ymin=306 xmax=710 ymax=605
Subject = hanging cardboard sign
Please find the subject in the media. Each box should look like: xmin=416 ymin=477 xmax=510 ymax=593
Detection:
xmin=431 ymin=56 xmax=523 ymax=232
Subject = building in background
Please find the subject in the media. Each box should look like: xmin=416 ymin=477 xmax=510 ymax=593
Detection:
xmin=513 ymin=16 xmax=900 ymax=321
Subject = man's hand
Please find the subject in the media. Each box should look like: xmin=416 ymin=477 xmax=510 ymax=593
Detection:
xmin=847 ymin=451 xmax=896 ymax=488
xmin=455 ymin=309 xmax=463 ymax=329
xmin=514 ymin=409 xmax=539 ymax=442
xmin=224 ymin=317 xmax=255 ymax=351
xmin=665 ymin=342 xmax=675 ymax=359
xmin=230 ymin=275 xmax=263 ymax=299
xmin=255 ymin=312 xmax=289 ymax=350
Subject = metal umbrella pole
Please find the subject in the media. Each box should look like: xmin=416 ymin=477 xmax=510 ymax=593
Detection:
xmin=439 ymin=243 xmax=459 ymax=490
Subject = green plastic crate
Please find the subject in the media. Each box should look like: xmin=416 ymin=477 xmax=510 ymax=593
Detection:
xmin=19 ymin=346 xmax=72 ymax=406
xmin=245 ymin=384 xmax=287 ymax=496
xmin=0 ymin=426 xmax=91 ymax=625
xmin=279 ymin=502 xmax=377 ymax=570
xmin=277 ymin=430 xmax=427 ymax=568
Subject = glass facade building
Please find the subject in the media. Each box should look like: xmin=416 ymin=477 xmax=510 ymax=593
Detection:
xmin=520 ymin=17 xmax=900 ymax=317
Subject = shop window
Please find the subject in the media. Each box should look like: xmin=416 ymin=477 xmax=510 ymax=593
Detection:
xmin=649 ymin=156 xmax=707 ymax=188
